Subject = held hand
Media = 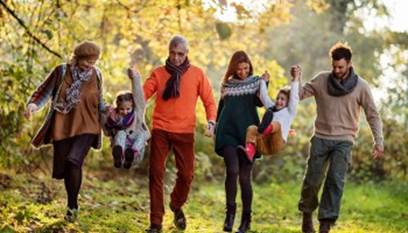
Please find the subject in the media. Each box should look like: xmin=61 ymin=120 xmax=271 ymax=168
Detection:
xmin=108 ymin=109 xmax=119 ymax=122
xmin=288 ymin=129 xmax=297 ymax=137
xmin=105 ymin=105 xmax=114 ymax=114
xmin=261 ymin=70 xmax=270 ymax=82
xmin=24 ymin=103 xmax=39 ymax=120
xmin=205 ymin=121 xmax=216 ymax=137
xmin=372 ymin=144 xmax=384 ymax=160
xmin=127 ymin=67 xmax=141 ymax=80
xmin=290 ymin=65 xmax=301 ymax=81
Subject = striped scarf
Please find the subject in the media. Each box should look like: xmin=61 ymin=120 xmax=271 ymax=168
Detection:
xmin=162 ymin=57 xmax=190 ymax=100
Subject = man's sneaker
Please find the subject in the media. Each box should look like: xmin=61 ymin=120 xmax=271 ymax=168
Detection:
xmin=124 ymin=148 xmax=135 ymax=169
xmin=145 ymin=224 xmax=162 ymax=233
xmin=112 ymin=145 xmax=123 ymax=168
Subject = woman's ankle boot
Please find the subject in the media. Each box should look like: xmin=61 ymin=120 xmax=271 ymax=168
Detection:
xmin=223 ymin=204 xmax=236 ymax=232
xmin=236 ymin=212 xmax=251 ymax=233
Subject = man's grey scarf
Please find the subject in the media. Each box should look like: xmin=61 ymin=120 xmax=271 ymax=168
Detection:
xmin=327 ymin=67 xmax=358 ymax=97
xmin=54 ymin=65 xmax=93 ymax=114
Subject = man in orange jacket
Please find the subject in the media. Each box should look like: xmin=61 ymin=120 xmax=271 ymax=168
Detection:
xmin=143 ymin=35 xmax=217 ymax=233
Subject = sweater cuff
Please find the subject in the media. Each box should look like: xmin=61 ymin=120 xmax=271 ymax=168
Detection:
xmin=374 ymin=137 xmax=384 ymax=149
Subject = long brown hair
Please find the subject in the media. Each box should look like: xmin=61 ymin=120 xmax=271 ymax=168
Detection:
xmin=222 ymin=50 xmax=254 ymax=85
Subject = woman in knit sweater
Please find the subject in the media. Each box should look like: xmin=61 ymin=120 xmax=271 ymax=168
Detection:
xmin=215 ymin=51 xmax=270 ymax=233
xmin=24 ymin=41 xmax=106 ymax=222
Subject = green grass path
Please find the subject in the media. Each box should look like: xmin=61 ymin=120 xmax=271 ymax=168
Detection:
xmin=1 ymin=171 xmax=407 ymax=233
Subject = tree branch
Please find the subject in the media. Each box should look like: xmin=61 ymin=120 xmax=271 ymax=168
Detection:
xmin=0 ymin=0 xmax=62 ymax=58
xmin=115 ymin=0 xmax=148 ymax=15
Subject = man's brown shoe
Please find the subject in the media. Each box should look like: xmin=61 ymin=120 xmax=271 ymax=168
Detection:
xmin=145 ymin=224 xmax=162 ymax=233
xmin=171 ymin=207 xmax=186 ymax=230
xmin=302 ymin=212 xmax=315 ymax=233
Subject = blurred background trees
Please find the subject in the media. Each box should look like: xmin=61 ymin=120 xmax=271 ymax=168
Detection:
xmin=1 ymin=0 xmax=407 ymax=182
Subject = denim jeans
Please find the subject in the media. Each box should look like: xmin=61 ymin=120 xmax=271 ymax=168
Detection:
xmin=298 ymin=136 xmax=353 ymax=221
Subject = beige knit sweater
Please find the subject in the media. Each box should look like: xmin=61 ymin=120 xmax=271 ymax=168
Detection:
xmin=300 ymin=71 xmax=383 ymax=147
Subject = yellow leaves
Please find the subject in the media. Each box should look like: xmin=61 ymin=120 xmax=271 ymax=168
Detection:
xmin=231 ymin=2 xmax=252 ymax=20
xmin=258 ymin=1 xmax=294 ymax=31
xmin=2 ymin=0 xmax=300 ymax=112
xmin=251 ymin=55 xmax=288 ymax=97
xmin=215 ymin=21 xmax=232 ymax=40
xmin=306 ymin=0 xmax=329 ymax=14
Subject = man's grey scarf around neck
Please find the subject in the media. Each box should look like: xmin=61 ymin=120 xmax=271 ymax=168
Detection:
xmin=327 ymin=67 xmax=359 ymax=97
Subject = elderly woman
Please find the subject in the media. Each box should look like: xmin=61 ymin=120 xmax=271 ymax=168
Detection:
xmin=24 ymin=41 xmax=106 ymax=222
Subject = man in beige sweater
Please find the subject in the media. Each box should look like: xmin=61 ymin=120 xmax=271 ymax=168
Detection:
xmin=294 ymin=42 xmax=384 ymax=233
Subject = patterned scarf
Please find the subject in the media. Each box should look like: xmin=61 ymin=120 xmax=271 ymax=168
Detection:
xmin=54 ymin=65 xmax=93 ymax=114
xmin=162 ymin=57 xmax=190 ymax=100
xmin=327 ymin=67 xmax=359 ymax=97
xmin=105 ymin=110 xmax=135 ymax=130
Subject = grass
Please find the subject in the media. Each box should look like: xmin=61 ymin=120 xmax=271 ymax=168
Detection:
xmin=0 ymin=169 xmax=407 ymax=233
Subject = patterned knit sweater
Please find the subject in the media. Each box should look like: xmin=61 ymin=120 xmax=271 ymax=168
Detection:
xmin=215 ymin=76 xmax=265 ymax=156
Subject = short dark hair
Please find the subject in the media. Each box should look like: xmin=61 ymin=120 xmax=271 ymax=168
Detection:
xmin=330 ymin=42 xmax=352 ymax=61
xmin=278 ymin=88 xmax=290 ymax=101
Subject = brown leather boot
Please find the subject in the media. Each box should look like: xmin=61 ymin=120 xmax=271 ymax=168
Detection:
xmin=319 ymin=219 xmax=334 ymax=233
xmin=302 ymin=212 xmax=315 ymax=233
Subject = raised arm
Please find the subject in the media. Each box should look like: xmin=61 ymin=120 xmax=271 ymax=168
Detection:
xmin=128 ymin=68 xmax=146 ymax=127
xmin=287 ymin=65 xmax=301 ymax=113
xmin=291 ymin=65 xmax=319 ymax=100
xmin=299 ymin=79 xmax=317 ymax=100
xmin=258 ymin=79 xmax=274 ymax=109
xmin=288 ymin=80 xmax=300 ymax=114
